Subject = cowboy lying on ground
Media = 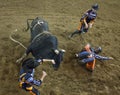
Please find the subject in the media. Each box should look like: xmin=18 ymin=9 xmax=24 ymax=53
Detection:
xmin=75 ymin=44 xmax=113 ymax=71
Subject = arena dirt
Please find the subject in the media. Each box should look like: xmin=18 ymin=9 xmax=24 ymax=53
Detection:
xmin=0 ymin=0 xmax=120 ymax=95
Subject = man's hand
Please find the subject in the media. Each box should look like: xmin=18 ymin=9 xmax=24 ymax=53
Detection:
xmin=88 ymin=54 xmax=93 ymax=58
xmin=83 ymin=19 xmax=88 ymax=29
xmin=40 ymin=71 xmax=47 ymax=82
xmin=42 ymin=71 xmax=47 ymax=77
xmin=88 ymin=23 xmax=93 ymax=28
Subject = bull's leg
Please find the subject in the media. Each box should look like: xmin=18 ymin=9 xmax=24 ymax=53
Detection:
xmin=53 ymin=50 xmax=65 ymax=70
xmin=16 ymin=53 xmax=27 ymax=63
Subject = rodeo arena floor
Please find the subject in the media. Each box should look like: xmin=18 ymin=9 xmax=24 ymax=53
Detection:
xmin=0 ymin=0 xmax=120 ymax=95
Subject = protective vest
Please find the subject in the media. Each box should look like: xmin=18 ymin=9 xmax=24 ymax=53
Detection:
xmin=86 ymin=9 xmax=97 ymax=23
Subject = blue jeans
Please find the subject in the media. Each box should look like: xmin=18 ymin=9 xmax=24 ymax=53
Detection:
xmin=81 ymin=57 xmax=94 ymax=64
xmin=78 ymin=51 xmax=90 ymax=59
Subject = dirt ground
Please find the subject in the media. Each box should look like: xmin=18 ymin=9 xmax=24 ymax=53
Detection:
xmin=0 ymin=0 xmax=120 ymax=95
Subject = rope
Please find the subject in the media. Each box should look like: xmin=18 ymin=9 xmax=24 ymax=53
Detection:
xmin=9 ymin=30 xmax=28 ymax=63
xmin=9 ymin=30 xmax=27 ymax=50
xmin=31 ymin=31 xmax=51 ymax=43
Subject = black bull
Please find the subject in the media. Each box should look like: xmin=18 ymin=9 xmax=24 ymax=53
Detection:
xmin=25 ymin=17 xmax=64 ymax=69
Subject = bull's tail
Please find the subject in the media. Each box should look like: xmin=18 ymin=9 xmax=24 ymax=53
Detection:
xmin=9 ymin=30 xmax=27 ymax=50
xmin=25 ymin=19 xmax=34 ymax=31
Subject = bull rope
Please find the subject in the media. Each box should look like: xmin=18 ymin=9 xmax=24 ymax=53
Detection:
xmin=31 ymin=31 xmax=52 ymax=43
xmin=9 ymin=30 xmax=28 ymax=63
xmin=9 ymin=30 xmax=27 ymax=50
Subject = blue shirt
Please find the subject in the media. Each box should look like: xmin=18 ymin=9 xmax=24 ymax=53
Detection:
xmin=91 ymin=48 xmax=110 ymax=60
xmin=26 ymin=75 xmax=42 ymax=86
xmin=93 ymin=53 xmax=110 ymax=60
xmin=19 ymin=68 xmax=42 ymax=86
xmin=81 ymin=9 xmax=97 ymax=23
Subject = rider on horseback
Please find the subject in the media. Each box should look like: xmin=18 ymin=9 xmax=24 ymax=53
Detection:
xmin=69 ymin=3 xmax=99 ymax=38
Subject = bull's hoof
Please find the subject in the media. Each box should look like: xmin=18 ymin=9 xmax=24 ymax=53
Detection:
xmin=54 ymin=67 xmax=58 ymax=71
xmin=54 ymin=68 xmax=58 ymax=71
xmin=68 ymin=35 xmax=72 ymax=39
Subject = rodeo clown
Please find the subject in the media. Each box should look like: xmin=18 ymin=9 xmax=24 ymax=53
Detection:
xmin=69 ymin=3 xmax=99 ymax=38
xmin=19 ymin=58 xmax=51 ymax=95
xmin=75 ymin=44 xmax=113 ymax=71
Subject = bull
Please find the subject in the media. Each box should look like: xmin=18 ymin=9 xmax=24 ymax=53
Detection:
xmin=18 ymin=17 xmax=65 ymax=70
